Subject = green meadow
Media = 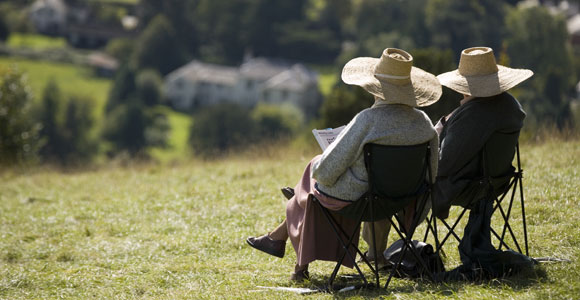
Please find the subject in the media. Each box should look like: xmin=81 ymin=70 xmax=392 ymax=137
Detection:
xmin=0 ymin=139 xmax=578 ymax=299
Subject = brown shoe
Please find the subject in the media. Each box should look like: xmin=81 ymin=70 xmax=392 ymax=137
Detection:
xmin=246 ymin=234 xmax=286 ymax=258
xmin=290 ymin=269 xmax=310 ymax=282
xmin=281 ymin=187 xmax=295 ymax=200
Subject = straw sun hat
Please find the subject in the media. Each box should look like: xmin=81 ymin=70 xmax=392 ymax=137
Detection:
xmin=341 ymin=48 xmax=442 ymax=107
xmin=437 ymin=47 xmax=534 ymax=97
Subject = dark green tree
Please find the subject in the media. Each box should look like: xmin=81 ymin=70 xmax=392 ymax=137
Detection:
xmin=106 ymin=63 xmax=136 ymax=113
xmin=38 ymin=79 xmax=65 ymax=163
xmin=426 ymin=0 xmax=507 ymax=57
xmin=131 ymin=14 xmax=186 ymax=75
xmin=136 ymin=69 xmax=163 ymax=107
xmin=103 ymin=101 xmax=148 ymax=156
xmin=0 ymin=67 xmax=40 ymax=165
xmin=319 ymin=84 xmax=374 ymax=129
xmin=505 ymin=6 xmax=576 ymax=129
xmin=61 ymin=96 xmax=98 ymax=164
xmin=189 ymin=103 xmax=257 ymax=156
xmin=0 ymin=12 xmax=9 ymax=42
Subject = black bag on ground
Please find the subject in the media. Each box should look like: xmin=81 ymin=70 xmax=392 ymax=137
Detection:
xmin=383 ymin=239 xmax=445 ymax=278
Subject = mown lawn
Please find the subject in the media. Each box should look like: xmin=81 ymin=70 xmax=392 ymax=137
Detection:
xmin=0 ymin=139 xmax=578 ymax=299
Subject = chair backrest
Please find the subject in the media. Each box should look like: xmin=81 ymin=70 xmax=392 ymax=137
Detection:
xmin=483 ymin=131 xmax=520 ymax=178
xmin=365 ymin=143 xmax=429 ymax=199
xmin=482 ymin=131 xmax=520 ymax=193
xmin=338 ymin=142 xmax=430 ymax=222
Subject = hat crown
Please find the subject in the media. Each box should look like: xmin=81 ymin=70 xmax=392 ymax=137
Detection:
xmin=374 ymin=48 xmax=413 ymax=86
xmin=458 ymin=47 xmax=499 ymax=76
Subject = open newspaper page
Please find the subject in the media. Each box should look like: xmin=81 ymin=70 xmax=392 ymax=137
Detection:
xmin=311 ymin=125 xmax=346 ymax=151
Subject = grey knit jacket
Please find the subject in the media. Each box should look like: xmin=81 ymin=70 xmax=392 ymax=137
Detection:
xmin=312 ymin=101 xmax=438 ymax=201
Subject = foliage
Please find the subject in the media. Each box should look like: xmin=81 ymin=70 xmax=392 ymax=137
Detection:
xmin=0 ymin=66 xmax=40 ymax=165
xmin=105 ymin=38 xmax=135 ymax=62
xmin=37 ymin=80 xmax=98 ymax=165
xmin=130 ymin=14 xmax=186 ymax=75
xmin=318 ymin=84 xmax=374 ymax=128
xmin=135 ymin=69 xmax=163 ymax=107
xmin=0 ymin=12 xmax=9 ymax=42
xmin=505 ymin=5 xmax=576 ymax=130
xmin=106 ymin=62 xmax=136 ymax=113
xmin=425 ymin=0 xmax=507 ymax=57
xmin=189 ymin=103 xmax=256 ymax=157
xmin=102 ymin=101 xmax=148 ymax=156
xmin=251 ymin=103 xmax=304 ymax=140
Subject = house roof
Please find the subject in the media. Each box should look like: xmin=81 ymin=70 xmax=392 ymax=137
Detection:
xmin=568 ymin=14 xmax=580 ymax=34
xmin=263 ymin=64 xmax=318 ymax=92
xmin=240 ymin=58 xmax=291 ymax=81
xmin=167 ymin=60 xmax=239 ymax=86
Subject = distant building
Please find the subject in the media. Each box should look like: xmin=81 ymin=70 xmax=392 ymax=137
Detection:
xmin=164 ymin=58 xmax=322 ymax=119
xmin=29 ymin=0 xmax=67 ymax=35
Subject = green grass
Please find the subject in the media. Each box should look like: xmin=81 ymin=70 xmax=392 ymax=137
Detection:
xmin=149 ymin=107 xmax=194 ymax=163
xmin=0 ymin=57 xmax=111 ymax=118
xmin=6 ymin=33 xmax=67 ymax=50
xmin=310 ymin=65 xmax=339 ymax=97
xmin=0 ymin=139 xmax=578 ymax=299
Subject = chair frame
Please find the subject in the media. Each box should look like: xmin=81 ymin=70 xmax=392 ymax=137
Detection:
xmin=314 ymin=142 xmax=437 ymax=290
xmin=423 ymin=132 xmax=529 ymax=260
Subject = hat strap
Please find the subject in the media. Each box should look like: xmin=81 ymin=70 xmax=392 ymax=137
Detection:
xmin=375 ymin=73 xmax=410 ymax=80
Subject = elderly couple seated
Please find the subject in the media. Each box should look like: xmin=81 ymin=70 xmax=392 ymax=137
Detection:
xmin=246 ymin=47 xmax=536 ymax=286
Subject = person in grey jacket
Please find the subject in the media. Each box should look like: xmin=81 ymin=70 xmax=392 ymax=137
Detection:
xmin=433 ymin=46 xmax=536 ymax=280
xmin=246 ymin=48 xmax=442 ymax=281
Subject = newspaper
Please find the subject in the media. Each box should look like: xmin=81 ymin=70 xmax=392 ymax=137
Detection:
xmin=312 ymin=125 xmax=346 ymax=151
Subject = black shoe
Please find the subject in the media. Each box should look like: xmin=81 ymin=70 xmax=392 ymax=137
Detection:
xmin=246 ymin=234 xmax=286 ymax=258
xmin=281 ymin=187 xmax=295 ymax=200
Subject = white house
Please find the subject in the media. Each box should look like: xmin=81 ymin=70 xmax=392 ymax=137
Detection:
xmin=164 ymin=58 xmax=321 ymax=118
xmin=29 ymin=0 xmax=67 ymax=35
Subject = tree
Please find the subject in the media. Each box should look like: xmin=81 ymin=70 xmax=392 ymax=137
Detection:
xmin=131 ymin=14 xmax=187 ymax=75
xmin=135 ymin=69 xmax=163 ymax=107
xmin=38 ymin=79 xmax=65 ymax=163
xmin=106 ymin=63 xmax=137 ymax=113
xmin=251 ymin=103 xmax=303 ymax=140
xmin=103 ymin=101 xmax=148 ymax=156
xmin=426 ymin=0 xmax=507 ymax=57
xmin=61 ymin=96 xmax=98 ymax=164
xmin=0 ymin=12 xmax=9 ymax=42
xmin=505 ymin=6 xmax=576 ymax=129
xmin=0 ymin=67 xmax=40 ymax=165
xmin=189 ymin=103 xmax=256 ymax=156
xmin=319 ymin=84 xmax=374 ymax=128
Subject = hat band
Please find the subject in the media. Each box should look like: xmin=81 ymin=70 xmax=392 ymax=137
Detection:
xmin=375 ymin=73 xmax=410 ymax=80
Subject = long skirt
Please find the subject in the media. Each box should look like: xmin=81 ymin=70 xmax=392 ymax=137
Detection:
xmin=286 ymin=155 xmax=360 ymax=268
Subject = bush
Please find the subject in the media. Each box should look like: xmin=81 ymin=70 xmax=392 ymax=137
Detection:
xmin=0 ymin=67 xmax=40 ymax=165
xmin=135 ymin=69 xmax=163 ymax=107
xmin=189 ymin=103 xmax=256 ymax=157
xmin=103 ymin=101 xmax=148 ymax=156
xmin=251 ymin=103 xmax=304 ymax=140
xmin=319 ymin=84 xmax=374 ymax=128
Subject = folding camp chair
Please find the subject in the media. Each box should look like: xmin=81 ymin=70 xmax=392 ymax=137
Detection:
xmin=313 ymin=142 xmax=436 ymax=290
xmin=424 ymin=131 xmax=529 ymax=259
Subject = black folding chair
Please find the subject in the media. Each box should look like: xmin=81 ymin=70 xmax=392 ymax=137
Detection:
xmin=313 ymin=142 xmax=436 ymax=290
xmin=424 ymin=131 xmax=529 ymax=259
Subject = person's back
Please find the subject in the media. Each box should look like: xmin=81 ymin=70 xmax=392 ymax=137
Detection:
xmin=434 ymin=92 xmax=525 ymax=217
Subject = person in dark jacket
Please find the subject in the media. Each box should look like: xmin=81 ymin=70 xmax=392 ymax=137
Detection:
xmin=433 ymin=46 xmax=536 ymax=280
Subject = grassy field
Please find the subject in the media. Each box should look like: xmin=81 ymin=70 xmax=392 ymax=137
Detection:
xmin=0 ymin=139 xmax=578 ymax=299
xmin=0 ymin=56 xmax=111 ymax=117
xmin=6 ymin=34 xmax=67 ymax=50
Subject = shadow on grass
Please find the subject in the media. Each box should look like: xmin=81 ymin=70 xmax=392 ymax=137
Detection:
xmin=299 ymin=265 xmax=548 ymax=298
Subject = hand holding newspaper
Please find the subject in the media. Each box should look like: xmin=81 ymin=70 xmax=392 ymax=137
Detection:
xmin=312 ymin=125 xmax=346 ymax=151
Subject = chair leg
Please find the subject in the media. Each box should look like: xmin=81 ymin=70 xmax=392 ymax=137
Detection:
xmin=370 ymin=220 xmax=380 ymax=288
xmin=314 ymin=199 xmax=369 ymax=289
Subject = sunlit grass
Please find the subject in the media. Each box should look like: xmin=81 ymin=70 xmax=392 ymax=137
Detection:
xmin=0 ymin=57 xmax=111 ymax=118
xmin=0 ymin=139 xmax=578 ymax=299
xmin=6 ymin=33 xmax=67 ymax=50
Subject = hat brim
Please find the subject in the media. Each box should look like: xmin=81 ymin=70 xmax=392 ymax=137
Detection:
xmin=341 ymin=57 xmax=442 ymax=107
xmin=437 ymin=65 xmax=533 ymax=97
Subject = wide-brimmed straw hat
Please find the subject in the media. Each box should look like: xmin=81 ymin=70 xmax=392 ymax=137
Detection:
xmin=341 ymin=48 xmax=442 ymax=107
xmin=437 ymin=47 xmax=533 ymax=97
